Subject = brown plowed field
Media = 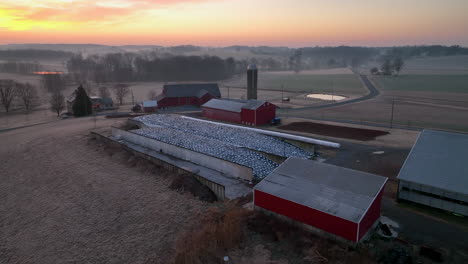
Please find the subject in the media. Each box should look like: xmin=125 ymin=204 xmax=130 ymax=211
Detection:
xmin=279 ymin=121 xmax=389 ymax=141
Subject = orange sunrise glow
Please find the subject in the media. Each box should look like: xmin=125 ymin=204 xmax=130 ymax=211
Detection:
xmin=1 ymin=0 xmax=467 ymax=46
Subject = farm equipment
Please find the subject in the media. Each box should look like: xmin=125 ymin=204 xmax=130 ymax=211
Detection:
xmin=270 ymin=117 xmax=281 ymax=125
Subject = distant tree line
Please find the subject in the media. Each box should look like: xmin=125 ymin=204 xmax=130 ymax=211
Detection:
xmin=382 ymin=45 xmax=468 ymax=59
xmin=0 ymin=61 xmax=42 ymax=74
xmin=371 ymin=57 xmax=404 ymax=76
xmin=251 ymin=45 xmax=468 ymax=72
xmin=67 ymin=53 xmax=241 ymax=83
xmin=0 ymin=49 xmax=73 ymax=60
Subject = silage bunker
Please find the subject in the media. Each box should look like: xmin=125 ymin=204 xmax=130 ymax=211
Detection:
xmin=131 ymin=114 xmax=313 ymax=180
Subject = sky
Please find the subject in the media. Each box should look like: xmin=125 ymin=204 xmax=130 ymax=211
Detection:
xmin=0 ymin=0 xmax=467 ymax=47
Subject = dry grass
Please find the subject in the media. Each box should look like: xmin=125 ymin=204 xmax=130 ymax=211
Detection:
xmin=246 ymin=211 xmax=377 ymax=264
xmin=173 ymin=205 xmax=251 ymax=264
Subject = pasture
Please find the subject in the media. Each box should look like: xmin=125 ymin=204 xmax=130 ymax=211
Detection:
xmin=222 ymin=68 xmax=366 ymax=96
xmin=373 ymin=75 xmax=468 ymax=93
xmin=401 ymin=55 xmax=468 ymax=75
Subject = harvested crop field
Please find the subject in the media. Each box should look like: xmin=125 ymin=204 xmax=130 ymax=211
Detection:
xmin=0 ymin=117 xmax=208 ymax=264
xmin=278 ymin=122 xmax=389 ymax=141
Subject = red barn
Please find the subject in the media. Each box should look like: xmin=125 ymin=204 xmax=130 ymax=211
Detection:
xmin=254 ymin=158 xmax=387 ymax=243
xmin=201 ymin=98 xmax=276 ymax=126
xmin=156 ymin=83 xmax=220 ymax=108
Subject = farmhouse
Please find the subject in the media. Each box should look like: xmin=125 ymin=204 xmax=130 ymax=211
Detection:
xmin=67 ymin=93 xmax=113 ymax=114
xmin=201 ymin=98 xmax=276 ymax=126
xmin=90 ymin=96 xmax=113 ymax=110
xmin=254 ymin=157 xmax=387 ymax=243
xmin=397 ymin=129 xmax=468 ymax=216
xmin=156 ymin=83 xmax=220 ymax=108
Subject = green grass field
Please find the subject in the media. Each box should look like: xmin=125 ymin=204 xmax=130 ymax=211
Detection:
xmin=402 ymin=55 xmax=468 ymax=74
xmin=224 ymin=71 xmax=366 ymax=96
xmin=375 ymin=75 xmax=468 ymax=93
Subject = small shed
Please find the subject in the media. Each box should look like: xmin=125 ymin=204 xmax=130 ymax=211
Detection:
xmin=397 ymin=129 xmax=468 ymax=216
xmin=254 ymin=158 xmax=387 ymax=243
xmin=201 ymin=98 xmax=276 ymax=126
xmin=143 ymin=101 xmax=158 ymax=113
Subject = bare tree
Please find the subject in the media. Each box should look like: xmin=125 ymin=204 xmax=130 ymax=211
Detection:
xmin=381 ymin=59 xmax=392 ymax=76
xmin=0 ymin=79 xmax=15 ymax=113
xmin=113 ymin=83 xmax=129 ymax=105
xmin=98 ymin=86 xmax=111 ymax=98
xmin=81 ymin=81 xmax=94 ymax=96
xmin=16 ymin=82 xmax=38 ymax=113
xmin=147 ymin=90 xmax=157 ymax=100
xmin=49 ymin=91 xmax=65 ymax=117
xmin=289 ymin=49 xmax=303 ymax=73
xmin=393 ymin=57 xmax=404 ymax=76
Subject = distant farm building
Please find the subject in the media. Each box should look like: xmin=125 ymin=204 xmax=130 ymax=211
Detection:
xmin=254 ymin=158 xmax=387 ymax=243
xmin=67 ymin=93 xmax=113 ymax=114
xmin=90 ymin=96 xmax=113 ymax=110
xmin=156 ymin=83 xmax=220 ymax=108
xmin=397 ymin=129 xmax=468 ymax=216
xmin=142 ymin=101 xmax=158 ymax=113
xmin=201 ymin=98 xmax=276 ymax=126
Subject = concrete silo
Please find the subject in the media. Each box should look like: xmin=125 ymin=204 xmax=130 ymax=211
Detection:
xmin=247 ymin=64 xmax=258 ymax=100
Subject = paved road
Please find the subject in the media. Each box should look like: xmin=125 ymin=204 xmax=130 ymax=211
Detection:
xmin=288 ymin=74 xmax=380 ymax=111
xmin=382 ymin=198 xmax=468 ymax=263
xmin=279 ymin=74 xmax=425 ymax=131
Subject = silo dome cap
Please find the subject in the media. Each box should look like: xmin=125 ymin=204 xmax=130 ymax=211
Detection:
xmin=247 ymin=64 xmax=257 ymax=70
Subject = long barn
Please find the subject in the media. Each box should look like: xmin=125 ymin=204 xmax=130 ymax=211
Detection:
xmin=156 ymin=83 xmax=220 ymax=108
xmin=201 ymin=98 xmax=276 ymax=126
xmin=254 ymin=158 xmax=387 ymax=243
xmin=397 ymin=129 xmax=468 ymax=216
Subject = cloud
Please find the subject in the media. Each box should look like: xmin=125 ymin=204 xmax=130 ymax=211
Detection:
xmin=0 ymin=0 xmax=213 ymax=30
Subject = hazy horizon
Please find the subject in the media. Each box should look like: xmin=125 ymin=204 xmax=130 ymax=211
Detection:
xmin=1 ymin=0 xmax=467 ymax=47
xmin=1 ymin=43 xmax=468 ymax=49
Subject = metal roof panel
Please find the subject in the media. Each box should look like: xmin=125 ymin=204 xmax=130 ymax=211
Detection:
xmin=255 ymin=158 xmax=387 ymax=223
xmin=397 ymin=129 xmax=468 ymax=194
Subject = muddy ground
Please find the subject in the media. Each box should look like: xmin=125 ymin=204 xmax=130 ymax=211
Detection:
xmin=279 ymin=121 xmax=389 ymax=141
xmin=0 ymin=117 xmax=209 ymax=264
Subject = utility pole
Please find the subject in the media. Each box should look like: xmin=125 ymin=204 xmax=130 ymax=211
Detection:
xmin=390 ymin=96 xmax=395 ymax=129
xmin=331 ymin=80 xmax=334 ymax=101
xmin=131 ymin=89 xmax=135 ymax=106
xmin=281 ymin=84 xmax=284 ymax=108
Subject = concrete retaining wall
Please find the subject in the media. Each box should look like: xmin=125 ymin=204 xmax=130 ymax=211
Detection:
xmin=91 ymin=131 xmax=227 ymax=200
xmin=112 ymin=127 xmax=253 ymax=181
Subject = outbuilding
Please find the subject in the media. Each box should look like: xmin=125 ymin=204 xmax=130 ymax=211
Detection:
xmin=201 ymin=98 xmax=276 ymax=126
xmin=254 ymin=157 xmax=387 ymax=243
xmin=397 ymin=129 xmax=468 ymax=216
xmin=156 ymin=83 xmax=220 ymax=108
xmin=143 ymin=101 xmax=158 ymax=113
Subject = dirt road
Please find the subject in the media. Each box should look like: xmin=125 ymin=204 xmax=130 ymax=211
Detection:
xmin=0 ymin=117 xmax=207 ymax=264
